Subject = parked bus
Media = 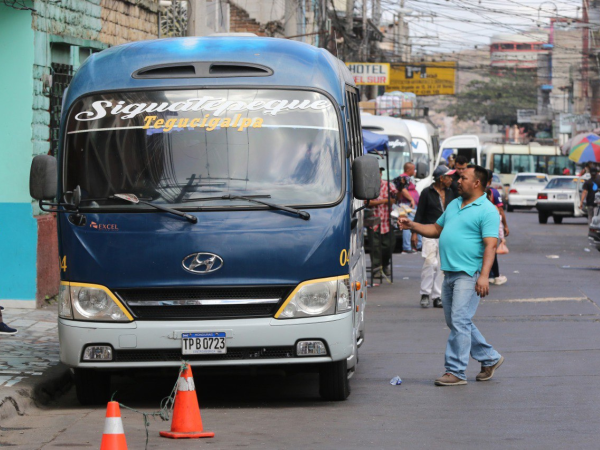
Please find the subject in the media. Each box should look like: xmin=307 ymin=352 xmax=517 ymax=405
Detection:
xmin=29 ymin=36 xmax=380 ymax=404
xmin=360 ymin=113 xmax=413 ymax=179
xmin=482 ymin=144 xmax=577 ymax=186
xmin=403 ymin=120 xmax=440 ymax=192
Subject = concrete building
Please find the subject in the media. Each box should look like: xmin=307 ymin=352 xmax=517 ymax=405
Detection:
xmin=187 ymin=0 xmax=324 ymax=43
xmin=490 ymin=32 xmax=549 ymax=70
xmin=0 ymin=0 xmax=159 ymax=308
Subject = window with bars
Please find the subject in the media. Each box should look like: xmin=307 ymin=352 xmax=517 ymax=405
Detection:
xmin=49 ymin=63 xmax=74 ymax=156
xmin=345 ymin=88 xmax=363 ymax=161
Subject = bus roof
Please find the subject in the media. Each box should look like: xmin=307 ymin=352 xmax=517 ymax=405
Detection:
xmin=360 ymin=114 xmax=412 ymax=140
xmin=63 ymin=37 xmax=354 ymax=112
xmin=482 ymin=144 xmax=562 ymax=156
xmin=402 ymin=119 xmax=437 ymax=142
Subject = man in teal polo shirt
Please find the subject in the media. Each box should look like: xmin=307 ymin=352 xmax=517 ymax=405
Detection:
xmin=399 ymin=165 xmax=504 ymax=386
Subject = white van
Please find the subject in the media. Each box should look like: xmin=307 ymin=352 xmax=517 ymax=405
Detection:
xmin=360 ymin=114 xmax=413 ymax=179
xmin=403 ymin=120 xmax=439 ymax=192
xmin=416 ymin=134 xmax=482 ymax=193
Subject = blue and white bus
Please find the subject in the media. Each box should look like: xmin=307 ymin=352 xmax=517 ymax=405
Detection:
xmin=29 ymin=35 xmax=379 ymax=404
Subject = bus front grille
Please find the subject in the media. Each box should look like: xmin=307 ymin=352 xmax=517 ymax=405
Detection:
xmin=115 ymin=286 xmax=294 ymax=320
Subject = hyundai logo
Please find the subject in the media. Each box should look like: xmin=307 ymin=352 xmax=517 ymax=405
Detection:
xmin=182 ymin=253 xmax=224 ymax=274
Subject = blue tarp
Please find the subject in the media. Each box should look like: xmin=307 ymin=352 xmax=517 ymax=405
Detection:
xmin=363 ymin=129 xmax=388 ymax=154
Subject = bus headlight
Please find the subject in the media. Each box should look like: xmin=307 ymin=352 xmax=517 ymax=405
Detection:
xmin=60 ymin=283 xmax=132 ymax=322
xmin=277 ymin=277 xmax=352 ymax=319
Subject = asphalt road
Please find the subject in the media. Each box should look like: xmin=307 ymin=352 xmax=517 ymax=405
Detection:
xmin=3 ymin=210 xmax=600 ymax=450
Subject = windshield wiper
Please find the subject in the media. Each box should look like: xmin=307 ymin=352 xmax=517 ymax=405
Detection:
xmin=79 ymin=192 xmax=198 ymax=224
xmin=184 ymin=194 xmax=310 ymax=221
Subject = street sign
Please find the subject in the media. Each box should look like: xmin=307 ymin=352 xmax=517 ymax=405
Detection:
xmin=386 ymin=62 xmax=456 ymax=96
xmin=517 ymin=109 xmax=537 ymax=123
xmin=345 ymin=63 xmax=390 ymax=85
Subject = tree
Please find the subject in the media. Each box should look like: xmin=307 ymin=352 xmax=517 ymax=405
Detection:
xmin=447 ymin=73 xmax=538 ymax=125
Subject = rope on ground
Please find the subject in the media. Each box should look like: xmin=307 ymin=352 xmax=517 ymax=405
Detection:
xmin=113 ymin=361 xmax=188 ymax=450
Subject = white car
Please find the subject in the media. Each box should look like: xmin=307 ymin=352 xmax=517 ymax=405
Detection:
xmin=535 ymin=176 xmax=585 ymax=224
xmin=507 ymin=173 xmax=550 ymax=212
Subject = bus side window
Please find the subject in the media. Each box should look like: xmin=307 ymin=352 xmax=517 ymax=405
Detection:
xmin=345 ymin=91 xmax=355 ymax=161
xmin=346 ymin=88 xmax=362 ymax=161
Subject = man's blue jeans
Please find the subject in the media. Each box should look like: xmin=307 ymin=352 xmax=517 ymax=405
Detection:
xmin=402 ymin=210 xmax=422 ymax=251
xmin=441 ymin=271 xmax=501 ymax=380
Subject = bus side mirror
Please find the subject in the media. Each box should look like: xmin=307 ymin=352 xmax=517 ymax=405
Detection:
xmin=352 ymin=155 xmax=379 ymax=200
xmin=416 ymin=161 xmax=428 ymax=179
xmin=30 ymin=155 xmax=57 ymax=200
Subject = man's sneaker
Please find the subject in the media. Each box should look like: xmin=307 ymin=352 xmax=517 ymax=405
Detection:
xmin=0 ymin=323 xmax=18 ymax=335
xmin=420 ymin=295 xmax=430 ymax=308
xmin=476 ymin=356 xmax=505 ymax=381
xmin=435 ymin=373 xmax=467 ymax=386
xmin=433 ymin=298 xmax=443 ymax=308
xmin=403 ymin=249 xmax=416 ymax=254
xmin=492 ymin=275 xmax=507 ymax=286
xmin=488 ymin=278 xmax=496 ymax=284
xmin=383 ymin=266 xmax=391 ymax=277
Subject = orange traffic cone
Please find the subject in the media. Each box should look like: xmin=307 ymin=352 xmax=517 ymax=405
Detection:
xmin=100 ymin=401 xmax=128 ymax=450
xmin=160 ymin=364 xmax=215 ymax=439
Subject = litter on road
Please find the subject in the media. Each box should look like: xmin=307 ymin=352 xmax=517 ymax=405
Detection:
xmin=389 ymin=376 xmax=402 ymax=386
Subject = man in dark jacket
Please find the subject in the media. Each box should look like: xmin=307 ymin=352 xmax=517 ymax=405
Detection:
xmin=449 ymin=155 xmax=469 ymax=198
xmin=412 ymin=165 xmax=455 ymax=308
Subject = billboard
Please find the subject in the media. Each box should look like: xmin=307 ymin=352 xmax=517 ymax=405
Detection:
xmin=345 ymin=63 xmax=390 ymax=86
xmin=517 ymin=109 xmax=537 ymax=124
xmin=386 ymin=62 xmax=456 ymax=96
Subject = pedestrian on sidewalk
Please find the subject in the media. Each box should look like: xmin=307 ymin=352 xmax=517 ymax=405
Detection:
xmin=0 ymin=306 xmax=18 ymax=335
xmin=395 ymin=162 xmax=421 ymax=253
xmin=399 ymin=165 xmax=504 ymax=386
xmin=367 ymin=168 xmax=398 ymax=278
xmin=486 ymin=169 xmax=509 ymax=286
xmin=413 ymin=165 xmax=455 ymax=308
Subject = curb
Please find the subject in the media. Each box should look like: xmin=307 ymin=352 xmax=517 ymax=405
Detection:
xmin=0 ymin=363 xmax=72 ymax=423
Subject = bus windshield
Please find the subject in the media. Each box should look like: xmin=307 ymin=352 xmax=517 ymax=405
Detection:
xmin=378 ymin=135 xmax=411 ymax=179
xmin=64 ymin=89 xmax=342 ymax=209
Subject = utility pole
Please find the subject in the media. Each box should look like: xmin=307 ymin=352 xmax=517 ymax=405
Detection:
xmin=399 ymin=0 xmax=405 ymax=62
xmin=372 ymin=0 xmax=381 ymax=26
xmin=187 ymin=0 xmax=207 ymax=36
xmin=582 ymin=0 xmax=590 ymax=107
xmin=362 ymin=0 xmax=368 ymax=62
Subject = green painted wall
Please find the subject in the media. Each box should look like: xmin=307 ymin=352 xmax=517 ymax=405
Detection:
xmin=0 ymin=7 xmax=35 ymax=203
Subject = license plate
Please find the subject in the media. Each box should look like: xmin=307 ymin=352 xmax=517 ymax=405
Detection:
xmin=527 ymin=199 xmax=536 ymax=205
xmin=557 ymin=194 xmax=568 ymax=200
xmin=181 ymin=332 xmax=227 ymax=355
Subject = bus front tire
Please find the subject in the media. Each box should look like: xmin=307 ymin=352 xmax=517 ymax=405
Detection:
xmin=319 ymin=360 xmax=351 ymax=401
xmin=538 ymin=212 xmax=549 ymax=224
xmin=74 ymin=369 xmax=111 ymax=405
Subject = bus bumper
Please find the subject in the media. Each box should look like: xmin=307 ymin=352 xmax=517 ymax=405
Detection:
xmin=58 ymin=312 xmax=355 ymax=370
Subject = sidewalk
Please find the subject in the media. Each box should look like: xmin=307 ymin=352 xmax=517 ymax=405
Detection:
xmin=0 ymin=304 xmax=70 ymax=422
